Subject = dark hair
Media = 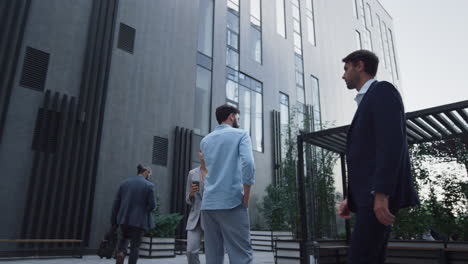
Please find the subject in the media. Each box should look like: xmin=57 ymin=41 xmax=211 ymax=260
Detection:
xmin=215 ymin=104 xmax=240 ymax=124
xmin=342 ymin=50 xmax=379 ymax=77
xmin=137 ymin=164 xmax=151 ymax=175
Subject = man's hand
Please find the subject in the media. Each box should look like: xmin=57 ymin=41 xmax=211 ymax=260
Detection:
xmin=373 ymin=193 xmax=395 ymax=226
xmin=338 ymin=199 xmax=351 ymax=219
xmin=189 ymin=184 xmax=199 ymax=199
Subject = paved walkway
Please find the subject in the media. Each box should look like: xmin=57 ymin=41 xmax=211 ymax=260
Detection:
xmin=0 ymin=252 xmax=275 ymax=264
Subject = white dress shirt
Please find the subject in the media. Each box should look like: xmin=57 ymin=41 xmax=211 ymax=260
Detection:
xmin=354 ymin=79 xmax=377 ymax=106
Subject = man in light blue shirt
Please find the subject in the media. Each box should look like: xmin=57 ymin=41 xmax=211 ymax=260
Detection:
xmin=200 ymin=104 xmax=255 ymax=264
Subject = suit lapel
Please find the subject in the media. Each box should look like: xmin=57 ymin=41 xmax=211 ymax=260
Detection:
xmin=347 ymin=81 xmax=379 ymax=147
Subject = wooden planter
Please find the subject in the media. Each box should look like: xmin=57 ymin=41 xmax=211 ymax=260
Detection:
xmin=137 ymin=237 xmax=176 ymax=258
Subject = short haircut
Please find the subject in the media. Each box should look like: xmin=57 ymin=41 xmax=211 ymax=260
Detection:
xmin=215 ymin=104 xmax=240 ymax=124
xmin=342 ymin=50 xmax=379 ymax=77
xmin=137 ymin=164 xmax=151 ymax=175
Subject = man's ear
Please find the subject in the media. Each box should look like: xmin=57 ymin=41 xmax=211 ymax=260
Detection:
xmin=356 ymin=61 xmax=365 ymax=72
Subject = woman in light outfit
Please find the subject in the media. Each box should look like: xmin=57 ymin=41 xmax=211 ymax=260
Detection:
xmin=185 ymin=151 xmax=207 ymax=264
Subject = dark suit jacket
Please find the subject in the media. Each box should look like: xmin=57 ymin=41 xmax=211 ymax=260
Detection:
xmin=346 ymin=81 xmax=419 ymax=212
xmin=111 ymin=175 xmax=157 ymax=231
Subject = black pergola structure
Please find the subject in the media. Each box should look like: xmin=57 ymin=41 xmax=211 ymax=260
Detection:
xmin=295 ymin=100 xmax=468 ymax=263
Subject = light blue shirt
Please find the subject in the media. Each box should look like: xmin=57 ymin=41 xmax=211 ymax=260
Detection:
xmin=200 ymin=124 xmax=255 ymax=210
xmin=355 ymin=79 xmax=377 ymax=106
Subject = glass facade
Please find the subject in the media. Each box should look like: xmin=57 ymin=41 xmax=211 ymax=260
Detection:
xmin=250 ymin=0 xmax=262 ymax=63
xmin=279 ymin=92 xmax=289 ymax=159
xmin=225 ymin=0 xmax=263 ymax=152
xmin=365 ymin=3 xmax=373 ymax=27
xmin=310 ymin=75 xmax=321 ymax=131
xmin=197 ymin=0 xmax=214 ymax=57
xmin=276 ymin=0 xmax=286 ymax=37
xmin=376 ymin=14 xmax=386 ymax=66
xmin=356 ymin=30 xmax=362 ymax=49
xmin=388 ymin=28 xmax=399 ymax=80
xmin=292 ymin=0 xmax=306 ymax=129
xmin=306 ymin=0 xmax=316 ymax=46
xmin=358 ymin=0 xmax=365 ymax=26
xmin=382 ymin=21 xmax=392 ymax=74
xmin=194 ymin=0 xmax=214 ymax=135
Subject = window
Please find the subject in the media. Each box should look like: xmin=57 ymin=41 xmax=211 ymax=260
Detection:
xmin=388 ymin=29 xmax=399 ymax=80
xmin=194 ymin=66 xmax=212 ymax=135
xmin=355 ymin=30 xmax=362 ymax=49
xmin=250 ymin=0 xmax=262 ymax=63
xmin=364 ymin=28 xmax=372 ymax=50
xmin=292 ymin=0 xmax=306 ymax=129
xmin=276 ymin=0 xmax=286 ymax=37
xmin=376 ymin=14 xmax=385 ymax=64
xmin=365 ymin=3 xmax=373 ymax=27
xmin=250 ymin=26 xmax=262 ymax=63
xmin=226 ymin=0 xmax=240 ymax=70
xmin=358 ymin=0 xmax=365 ymax=25
xmin=306 ymin=0 xmax=316 ymax=46
xmin=226 ymin=48 xmax=239 ymax=70
xmin=352 ymin=0 xmax=358 ymax=19
xmin=279 ymin=93 xmax=289 ymax=159
xmin=226 ymin=73 xmax=263 ymax=152
xmin=310 ymin=76 xmax=321 ymax=131
xmin=197 ymin=0 xmax=214 ymax=57
xmin=382 ymin=21 xmax=391 ymax=71
xmin=194 ymin=0 xmax=214 ymax=134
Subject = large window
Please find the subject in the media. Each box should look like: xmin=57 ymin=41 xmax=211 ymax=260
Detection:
xmin=376 ymin=14 xmax=385 ymax=65
xmin=226 ymin=71 xmax=263 ymax=152
xmin=352 ymin=0 xmax=358 ymax=19
xmin=388 ymin=28 xmax=399 ymax=80
xmin=226 ymin=0 xmax=240 ymax=70
xmin=310 ymin=75 xmax=321 ymax=131
xmin=363 ymin=28 xmax=372 ymax=51
xmin=225 ymin=0 xmax=263 ymax=152
xmin=382 ymin=21 xmax=392 ymax=72
xmin=355 ymin=30 xmax=362 ymax=49
xmin=250 ymin=0 xmax=262 ymax=63
xmin=197 ymin=0 xmax=214 ymax=57
xmin=292 ymin=0 xmax=306 ymax=129
xmin=306 ymin=0 xmax=316 ymax=46
xmin=194 ymin=66 xmax=212 ymax=134
xmin=279 ymin=92 xmax=289 ymax=159
xmin=194 ymin=0 xmax=214 ymax=135
xmin=365 ymin=3 xmax=373 ymax=27
xmin=358 ymin=0 xmax=365 ymax=25
xmin=276 ymin=0 xmax=286 ymax=37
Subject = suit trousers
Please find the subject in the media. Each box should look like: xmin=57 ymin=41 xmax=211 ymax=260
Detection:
xmin=116 ymin=225 xmax=144 ymax=264
xmin=187 ymin=220 xmax=204 ymax=264
xmin=201 ymin=204 xmax=253 ymax=264
xmin=348 ymin=207 xmax=393 ymax=264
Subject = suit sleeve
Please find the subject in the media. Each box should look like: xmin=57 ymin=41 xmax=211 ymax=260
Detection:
xmin=239 ymin=131 xmax=256 ymax=185
xmin=111 ymin=185 xmax=122 ymax=226
xmin=371 ymin=82 xmax=405 ymax=196
xmin=147 ymin=183 xmax=156 ymax=212
xmin=185 ymin=171 xmax=193 ymax=205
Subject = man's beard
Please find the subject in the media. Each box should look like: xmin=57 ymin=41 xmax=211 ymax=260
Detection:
xmin=233 ymin=119 xmax=240 ymax=128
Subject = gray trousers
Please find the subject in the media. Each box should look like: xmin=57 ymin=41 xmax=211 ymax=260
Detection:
xmin=187 ymin=221 xmax=203 ymax=264
xmin=201 ymin=204 xmax=253 ymax=264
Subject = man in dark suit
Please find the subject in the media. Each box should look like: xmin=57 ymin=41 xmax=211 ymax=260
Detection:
xmin=338 ymin=50 xmax=419 ymax=263
xmin=111 ymin=164 xmax=156 ymax=264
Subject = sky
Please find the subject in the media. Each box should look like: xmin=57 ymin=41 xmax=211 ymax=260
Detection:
xmin=379 ymin=0 xmax=468 ymax=111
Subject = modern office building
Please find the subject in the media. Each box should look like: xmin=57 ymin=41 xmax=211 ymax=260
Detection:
xmin=0 ymin=0 xmax=400 ymax=253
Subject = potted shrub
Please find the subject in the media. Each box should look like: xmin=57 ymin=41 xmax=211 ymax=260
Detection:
xmin=139 ymin=208 xmax=183 ymax=258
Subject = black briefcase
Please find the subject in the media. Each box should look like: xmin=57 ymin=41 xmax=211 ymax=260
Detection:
xmin=97 ymin=226 xmax=118 ymax=259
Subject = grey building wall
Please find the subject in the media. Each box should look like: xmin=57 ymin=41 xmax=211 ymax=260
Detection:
xmin=0 ymin=0 xmax=93 ymax=250
xmin=0 ymin=0 xmax=400 ymax=251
